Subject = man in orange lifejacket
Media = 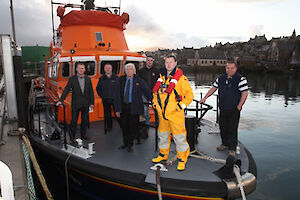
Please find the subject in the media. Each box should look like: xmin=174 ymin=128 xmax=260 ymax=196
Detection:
xmin=152 ymin=55 xmax=194 ymax=171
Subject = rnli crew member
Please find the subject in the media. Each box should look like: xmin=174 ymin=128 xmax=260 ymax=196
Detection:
xmin=152 ymin=55 xmax=194 ymax=171
xmin=138 ymin=55 xmax=159 ymax=138
xmin=56 ymin=62 xmax=95 ymax=141
xmin=114 ymin=63 xmax=152 ymax=152
xmin=96 ymin=63 xmax=119 ymax=134
xmin=199 ymin=60 xmax=248 ymax=157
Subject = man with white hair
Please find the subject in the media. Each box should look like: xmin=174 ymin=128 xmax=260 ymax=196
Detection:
xmin=114 ymin=63 xmax=152 ymax=152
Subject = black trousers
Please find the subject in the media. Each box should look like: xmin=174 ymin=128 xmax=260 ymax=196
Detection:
xmin=219 ymin=108 xmax=240 ymax=151
xmin=103 ymin=102 xmax=114 ymax=131
xmin=70 ymin=105 xmax=89 ymax=139
xmin=120 ymin=103 xmax=139 ymax=146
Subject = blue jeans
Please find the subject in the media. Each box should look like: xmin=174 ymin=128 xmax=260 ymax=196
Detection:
xmin=142 ymin=96 xmax=150 ymax=125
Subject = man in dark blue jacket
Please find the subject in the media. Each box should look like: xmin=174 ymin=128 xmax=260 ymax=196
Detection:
xmin=114 ymin=63 xmax=152 ymax=152
xmin=199 ymin=60 xmax=248 ymax=157
xmin=96 ymin=63 xmax=119 ymax=134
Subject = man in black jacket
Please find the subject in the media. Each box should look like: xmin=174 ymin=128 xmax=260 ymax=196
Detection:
xmin=137 ymin=56 xmax=159 ymax=138
xmin=114 ymin=63 xmax=152 ymax=152
xmin=96 ymin=63 xmax=119 ymax=134
xmin=57 ymin=63 xmax=95 ymax=141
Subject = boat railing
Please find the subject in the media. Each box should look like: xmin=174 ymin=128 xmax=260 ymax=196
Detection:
xmin=197 ymin=92 xmax=220 ymax=123
xmin=0 ymin=77 xmax=6 ymax=145
xmin=185 ymin=100 xmax=214 ymax=122
xmin=30 ymin=102 xmax=68 ymax=149
xmin=145 ymin=100 xmax=214 ymax=151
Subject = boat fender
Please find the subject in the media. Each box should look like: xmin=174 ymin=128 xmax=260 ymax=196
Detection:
xmin=213 ymin=155 xmax=242 ymax=180
xmin=121 ymin=13 xmax=129 ymax=24
xmin=75 ymin=138 xmax=83 ymax=148
xmin=57 ymin=6 xmax=65 ymax=18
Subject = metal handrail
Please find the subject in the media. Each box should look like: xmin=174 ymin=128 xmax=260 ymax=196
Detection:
xmin=185 ymin=100 xmax=213 ymax=122
xmin=34 ymin=102 xmax=68 ymax=149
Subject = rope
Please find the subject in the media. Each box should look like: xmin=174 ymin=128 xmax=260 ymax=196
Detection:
xmin=189 ymin=150 xmax=226 ymax=164
xmin=65 ymin=146 xmax=77 ymax=200
xmin=155 ymin=166 xmax=163 ymax=200
xmin=233 ymin=165 xmax=247 ymax=200
xmin=21 ymin=141 xmax=37 ymax=200
xmin=190 ymin=150 xmax=247 ymax=199
xmin=21 ymin=135 xmax=54 ymax=200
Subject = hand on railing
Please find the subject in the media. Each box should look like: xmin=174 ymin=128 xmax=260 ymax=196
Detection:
xmin=56 ymin=101 xmax=63 ymax=107
xmin=192 ymin=99 xmax=213 ymax=110
xmin=198 ymin=98 xmax=207 ymax=104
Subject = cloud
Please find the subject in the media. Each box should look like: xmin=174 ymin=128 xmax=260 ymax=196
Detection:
xmin=124 ymin=5 xmax=208 ymax=51
xmin=249 ymin=25 xmax=264 ymax=38
xmin=0 ymin=0 xmax=52 ymax=46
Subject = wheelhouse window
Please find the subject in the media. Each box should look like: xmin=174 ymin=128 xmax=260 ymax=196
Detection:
xmin=61 ymin=62 xmax=70 ymax=77
xmin=95 ymin=32 xmax=103 ymax=42
xmin=49 ymin=62 xmax=58 ymax=78
xmin=100 ymin=61 xmax=121 ymax=75
xmin=74 ymin=61 xmax=96 ymax=76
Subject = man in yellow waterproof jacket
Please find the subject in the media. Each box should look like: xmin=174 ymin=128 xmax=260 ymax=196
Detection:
xmin=152 ymin=55 xmax=194 ymax=170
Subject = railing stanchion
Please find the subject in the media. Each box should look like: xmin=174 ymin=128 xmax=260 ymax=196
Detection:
xmin=200 ymin=93 xmax=203 ymax=116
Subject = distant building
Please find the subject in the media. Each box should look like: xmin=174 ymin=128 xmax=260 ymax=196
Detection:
xmin=22 ymin=45 xmax=50 ymax=75
xmin=290 ymin=41 xmax=300 ymax=67
xmin=248 ymin=35 xmax=268 ymax=46
xmin=267 ymin=40 xmax=295 ymax=65
xmin=239 ymin=55 xmax=257 ymax=67
xmin=187 ymin=49 xmax=227 ymax=67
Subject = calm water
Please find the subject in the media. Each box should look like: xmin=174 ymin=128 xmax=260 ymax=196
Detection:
xmin=186 ymin=71 xmax=300 ymax=200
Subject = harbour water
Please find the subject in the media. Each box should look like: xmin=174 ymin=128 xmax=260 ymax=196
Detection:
xmin=186 ymin=71 xmax=300 ymax=200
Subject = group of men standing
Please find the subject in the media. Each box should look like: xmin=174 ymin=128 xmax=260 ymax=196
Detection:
xmin=57 ymin=55 xmax=248 ymax=171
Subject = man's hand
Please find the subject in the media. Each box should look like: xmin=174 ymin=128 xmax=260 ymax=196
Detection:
xmin=90 ymin=105 xmax=94 ymax=109
xmin=199 ymin=98 xmax=207 ymax=104
xmin=56 ymin=101 xmax=62 ymax=106
xmin=237 ymin=105 xmax=242 ymax=111
xmin=115 ymin=112 xmax=120 ymax=118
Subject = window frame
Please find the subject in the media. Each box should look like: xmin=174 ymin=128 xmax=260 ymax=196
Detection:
xmin=73 ymin=61 xmax=97 ymax=77
xmin=61 ymin=62 xmax=71 ymax=78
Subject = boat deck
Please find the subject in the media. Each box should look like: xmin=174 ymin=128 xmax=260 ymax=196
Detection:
xmin=36 ymin=115 xmax=250 ymax=184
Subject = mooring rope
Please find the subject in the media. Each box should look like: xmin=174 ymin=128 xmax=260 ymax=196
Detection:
xmin=189 ymin=150 xmax=226 ymax=164
xmin=190 ymin=150 xmax=247 ymax=199
xmin=21 ymin=140 xmax=37 ymax=200
xmin=21 ymin=135 xmax=53 ymax=200
xmin=65 ymin=146 xmax=77 ymax=200
xmin=233 ymin=165 xmax=247 ymax=200
xmin=155 ymin=165 xmax=163 ymax=200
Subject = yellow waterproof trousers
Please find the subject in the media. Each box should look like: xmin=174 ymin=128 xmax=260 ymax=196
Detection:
xmin=157 ymin=110 xmax=190 ymax=164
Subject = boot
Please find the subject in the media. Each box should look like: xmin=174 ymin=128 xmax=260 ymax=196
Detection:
xmin=152 ymin=149 xmax=169 ymax=163
xmin=177 ymin=160 xmax=186 ymax=171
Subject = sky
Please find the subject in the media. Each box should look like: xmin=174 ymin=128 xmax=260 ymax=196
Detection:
xmin=0 ymin=0 xmax=299 ymax=51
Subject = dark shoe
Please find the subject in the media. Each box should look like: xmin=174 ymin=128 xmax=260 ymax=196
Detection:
xmin=228 ymin=150 xmax=236 ymax=157
xmin=217 ymin=144 xmax=228 ymax=151
xmin=81 ymin=135 xmax=90 ymax=140
xmin=127 ymin=146 xmax=133 ymax=152
xmin=69 ymin=139 xmax=78 ymax=147
xmin=136 ymin=139 xmax=141 ymax=145
xmin=118 ymin=144 xmax=127 ymax=150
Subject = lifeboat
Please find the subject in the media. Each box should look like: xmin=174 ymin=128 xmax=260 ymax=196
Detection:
xmin=28 ymin=2 xmax=257 ymax=200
